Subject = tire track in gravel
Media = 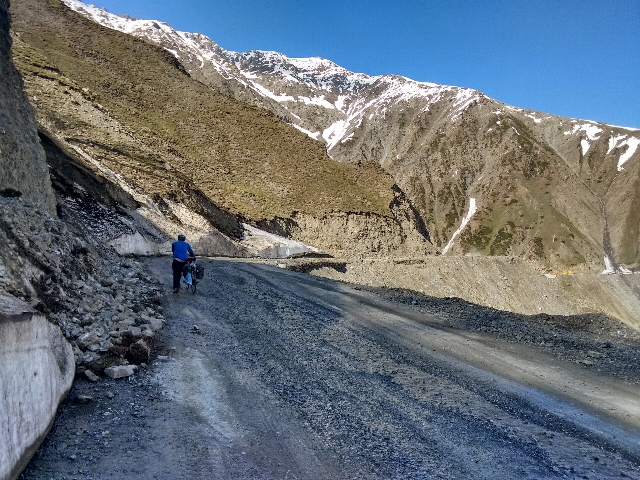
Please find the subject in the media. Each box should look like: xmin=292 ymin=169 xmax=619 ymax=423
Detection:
xmin=165 ymin=258 xmax=640 ymax=479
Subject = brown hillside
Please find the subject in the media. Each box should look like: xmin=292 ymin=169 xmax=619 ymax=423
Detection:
xmin=10 ymin=0 xmax=397 ymax=225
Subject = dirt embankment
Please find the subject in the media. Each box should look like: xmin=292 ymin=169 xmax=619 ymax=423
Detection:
xmin=283 ymin=256 xmax=640 ymax=330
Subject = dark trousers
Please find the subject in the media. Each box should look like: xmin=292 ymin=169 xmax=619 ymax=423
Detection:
xmin=172 ymin=259 xmax=185 ymax=289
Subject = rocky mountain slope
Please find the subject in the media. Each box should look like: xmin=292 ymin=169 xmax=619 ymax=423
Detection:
xmin=64 ymin=0 xmax=640 ymax=273
xmin=10 ymin=0 xmax=432 ymax=259
xmin=1 ymin=1 xmax=159 ymax=476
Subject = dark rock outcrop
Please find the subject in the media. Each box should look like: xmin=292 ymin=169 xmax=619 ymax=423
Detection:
xmin=0 ymin=0 xmax=55 ymax=212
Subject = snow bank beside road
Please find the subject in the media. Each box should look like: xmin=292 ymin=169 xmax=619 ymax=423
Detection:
xmin=240 ymin=224 xmax=321 ymax=258
xmin=0 ymin=293 xmax=74 ymax=480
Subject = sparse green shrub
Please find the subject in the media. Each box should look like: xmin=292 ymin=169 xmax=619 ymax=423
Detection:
xmin=532 ymin=236 xmax=545 ymax=258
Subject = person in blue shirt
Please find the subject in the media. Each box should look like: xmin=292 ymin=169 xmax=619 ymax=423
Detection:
xmin=171 ymin=233 xmax=195 ymax=293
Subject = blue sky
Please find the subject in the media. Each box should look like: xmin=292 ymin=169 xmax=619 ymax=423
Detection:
xmin=87 ymin=0 xmax=638 ymax=128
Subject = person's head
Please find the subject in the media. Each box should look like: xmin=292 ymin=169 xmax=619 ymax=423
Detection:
xmin=177 ymin=233 xmax=186 ymax=241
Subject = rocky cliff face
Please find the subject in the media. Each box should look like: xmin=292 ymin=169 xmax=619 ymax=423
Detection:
xmin=0 ymin=3 xmax=173 ymax=477
xmin=0 ymin=0 xmax=55 ymax=212
xmin=66 ymin=0 xmax=640 ymax=272
xmin=0 ymin=1 xmax=69 ymax=478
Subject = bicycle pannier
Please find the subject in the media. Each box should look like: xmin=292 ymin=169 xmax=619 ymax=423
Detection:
xmin=195 ymin=266 xmax=205 ymax=279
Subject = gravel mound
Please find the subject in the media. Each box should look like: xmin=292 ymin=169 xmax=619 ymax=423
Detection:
xmin=359 ymin=284 xmax=640 ymax=383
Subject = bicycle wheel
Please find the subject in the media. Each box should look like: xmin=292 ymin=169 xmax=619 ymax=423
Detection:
xmin=191 ymin=279 xmax=197 ymax=294
xmin=183 ymin=280 xmax=194 ymax=293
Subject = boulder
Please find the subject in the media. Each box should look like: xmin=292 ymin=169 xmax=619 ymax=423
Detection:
xmin=0 ymin=291 xmax=74 ymax=480
xmin=108 ymin=231 xmax=171 ymax=256
xmin=103 ymin=365 xmax=135 ymax=379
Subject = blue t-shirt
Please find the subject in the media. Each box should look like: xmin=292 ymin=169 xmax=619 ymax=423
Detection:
xmin=172 ymin=240 xmax=195 ymax=261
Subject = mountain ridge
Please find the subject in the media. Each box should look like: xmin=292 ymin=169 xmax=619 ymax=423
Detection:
xmin=35 ymin=1 xmax=640 ymax=272
xmin=11 ymin=0 xmax=434 ymax=259
xmin=65 ymin=0 xmax=640 ymax=272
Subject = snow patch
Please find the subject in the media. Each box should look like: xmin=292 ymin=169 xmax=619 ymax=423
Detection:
xmin=580 ymin=139 xmax=591 ymax=156
xmin=602 ymin=255 xmax=634 ymax=274
xmin=450 ymin=89 xmax=478 ymax=121
xmin=240 ymin=224 xmax=320 ymax=258
xmin=334 ymin=95 xmax=348 ymax=112
xmin=441 ymin=198 xmax=477 ymax=255
xmin=341 ymin=132 xmax=354 ymax=143
xmin=291 ymin=124 xmax=321 ymax=140
xmin=617 ymin=137 xmax=640 ymax=171
xmin=602 ymin=255 xmax=616 ymax=274
xmin=297 ymin=95 xmax=335 ymax=109
xmin=607 ymin=134 xmax=640 ymax=171
xmin=250 ymin=83 xmax=295 ymax=103
xmin=523 ymin=113 xmax=545 ymax=123
xmin=323 ymin=120 xmax=348 ymax=149
xmin=565 ymin=123 xmax=602 ymax=141
xmin=109 ymin=232 xmax=170 ymax=256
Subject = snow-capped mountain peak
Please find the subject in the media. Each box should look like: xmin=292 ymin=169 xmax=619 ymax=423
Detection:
xmin=60 ymin=0 xmax=640 ymax=272
xmin=62 ymin=0 xmax=489 ymax=153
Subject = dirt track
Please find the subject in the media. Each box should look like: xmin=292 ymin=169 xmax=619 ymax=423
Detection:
xmin=21 ymin=258 xmax=640 ymax=479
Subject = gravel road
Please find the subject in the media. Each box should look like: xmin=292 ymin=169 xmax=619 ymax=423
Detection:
xmin=21 ymin=258 xmax=640 ymax=479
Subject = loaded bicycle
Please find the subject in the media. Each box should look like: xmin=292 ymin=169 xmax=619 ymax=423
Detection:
xmin=182 ymin=258 xmax=204 ymax=294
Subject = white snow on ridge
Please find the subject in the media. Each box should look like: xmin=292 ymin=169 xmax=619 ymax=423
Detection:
xmin=323 ymin=120 xmax=348 ymax=149
xmin=64 ymin=0 xmax=486 ymax=150
xmin=565 ymin=122 xmax=603 ymax=141
xmin=441 ymin=198 xmax=477 ymax=255
xmin=63 ymin=0 xmax=148 ymax=34
xmin=608 ymin=134 xmax=626 ymax=154
xmin=524 ymin=114 xmax=544 ymax=123
xmin=287 ymin=56 xmax=338 ymax=72
xmin=240 ymin=70 xmax=259 ymax=80
xmin=67 ymin=0 xmax=640 ymax=170
xmin=505 ymin=106 xmax=555 ymax=124
xmin=564 ymin=122 xmax=603 ymax=157
xmin=250 ymin=83 xmax=295 ymax=103
xmin=291 ymin=124 xmax=321 ymax=140
xmin=607 ymin=124 xmax=640 ymax=131
xmin=616 ymin=137 xmax=640 ymax=171
xmin=580 ymin=139 xmax=591 ymax=156
xmin=298 ymin=95 xmax=335 ymax=109
xmin=334 ymin=95 xmax=348 ymax=112
xmin=607 ymin=133 xmax=640 ymax=171
xmin=341 ymin=132 xmax=355 ymax=143
xmin=62 ymin=0 xmax=246 ymax=85
xmin=450 ymin=89 xmax=479 ymax=120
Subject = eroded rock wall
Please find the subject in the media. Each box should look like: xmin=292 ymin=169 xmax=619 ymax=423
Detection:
xmin=291 ymin=212 xmax=432 ymax=258
xmin=0 ymin=0 xmax=55 ymax=212
xmin=0 ymin=3 xmax=72 ymax=478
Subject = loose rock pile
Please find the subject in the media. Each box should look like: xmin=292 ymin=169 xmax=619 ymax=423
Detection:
xmin=0 ymin=196 xmax=165 ymax=377
xmin=50 ymin=257 xmax=164 ymax=373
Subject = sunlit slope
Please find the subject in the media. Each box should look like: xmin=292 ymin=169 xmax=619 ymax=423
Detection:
xmin=66 ymin=0 xmax=640 ymax=272
xmin=10 ymin=0 xmax=396 ymax=224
